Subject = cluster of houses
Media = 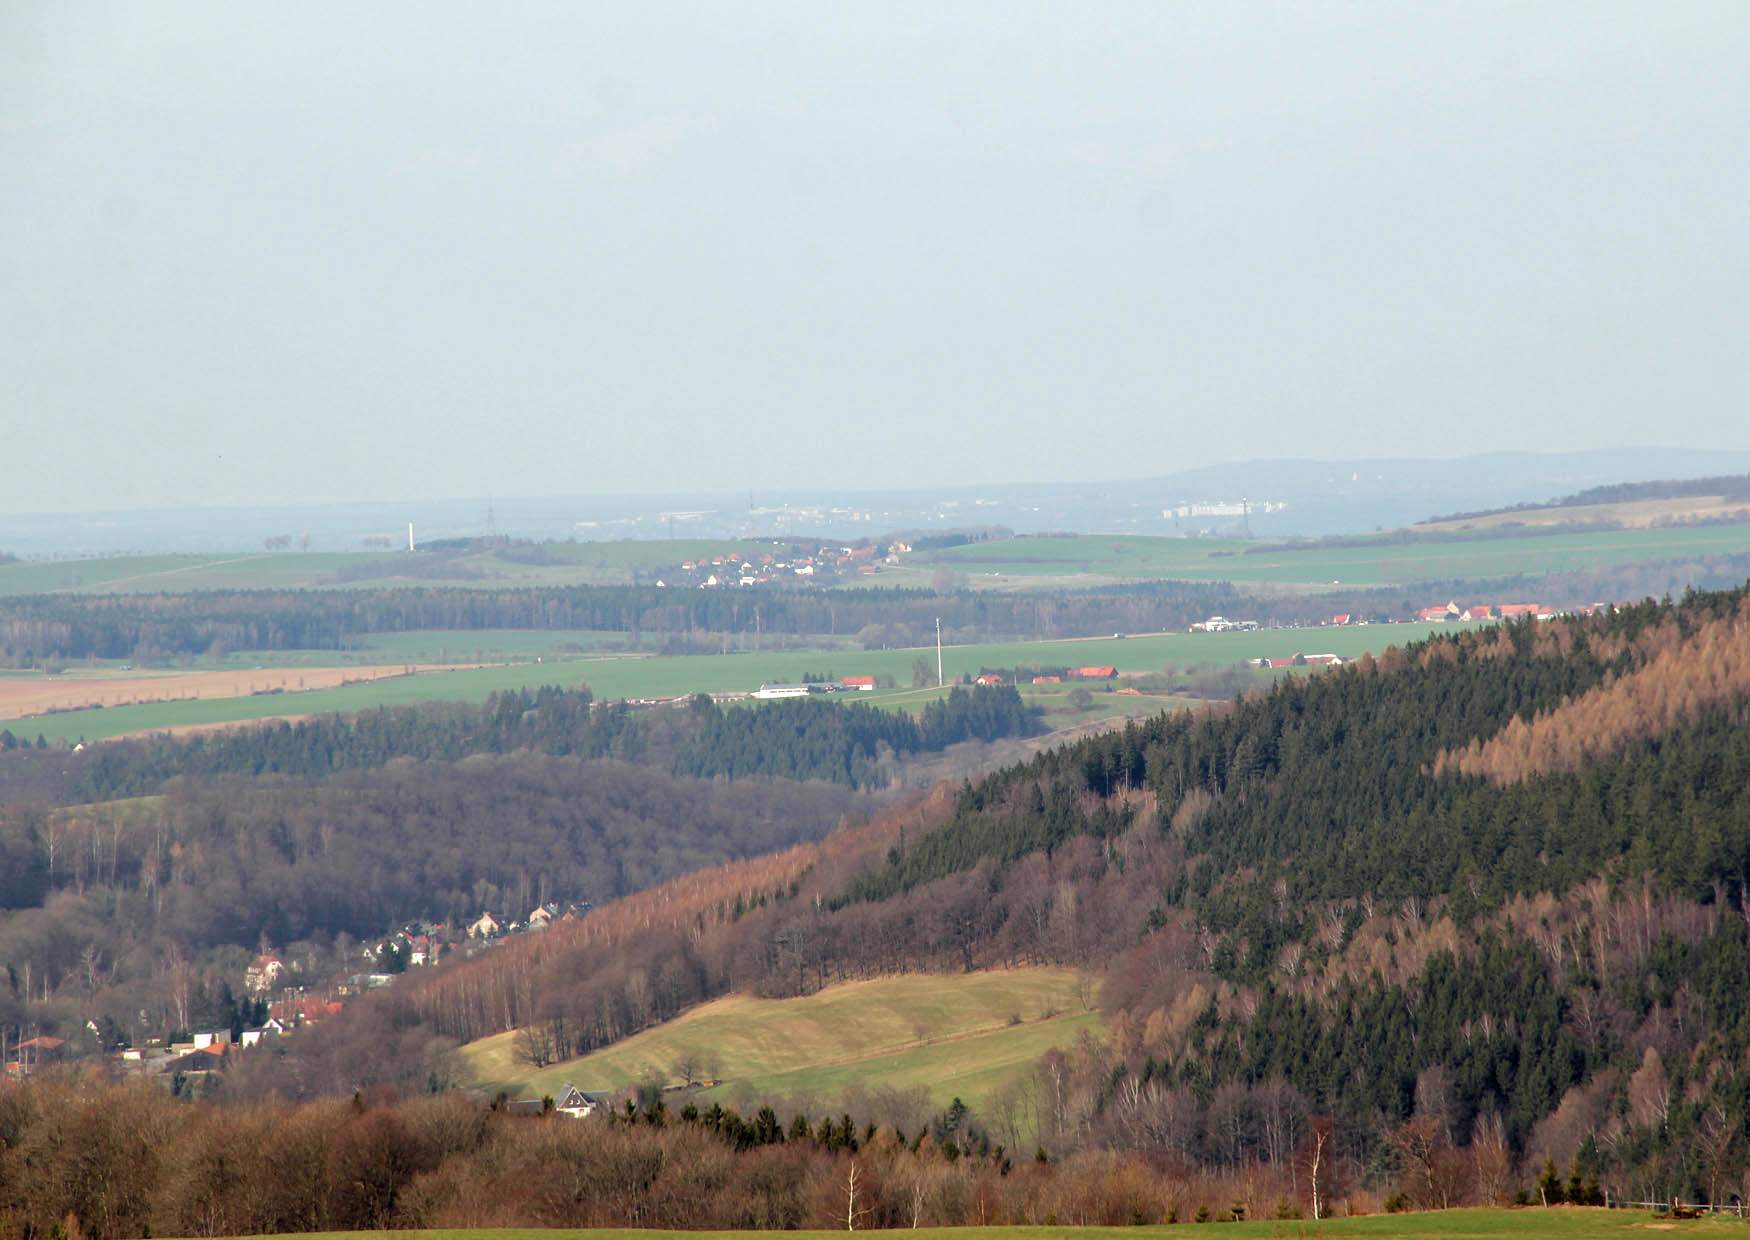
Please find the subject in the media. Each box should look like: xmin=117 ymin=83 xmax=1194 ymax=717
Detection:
xmin=1413 ymin=601 xmax=1555 ymax=623
xmin=1025 ymin=666 xmax=1119 ymax=685
xmin=662 ymin=542 xmax=897 ymax=589
xmin=465 ymin=900 xmax=594 ymax=942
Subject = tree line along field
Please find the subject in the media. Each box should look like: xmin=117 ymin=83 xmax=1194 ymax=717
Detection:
xmin=2 ymin=623 xmax=1452 ymax=742
xmin=463 ymin=969 xmax=1099 ymax=1119
xmin=179 ymin=1217 xmax=1750 ymax=1238
xmin=902 ymin=524 xmax=1750 ymax=588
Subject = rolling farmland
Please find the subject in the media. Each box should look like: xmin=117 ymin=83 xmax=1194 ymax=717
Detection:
xmin=0 ymin=541 xmax=798 ymax=596
xmin=2 ymin=623 xmax=1451 ymax=742
xmin=901 ymin=524 xmax=1750 ymax=589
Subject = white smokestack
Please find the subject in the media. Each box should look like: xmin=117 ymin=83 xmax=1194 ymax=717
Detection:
xmin=408 ymin=522 xmax=416 ymax=552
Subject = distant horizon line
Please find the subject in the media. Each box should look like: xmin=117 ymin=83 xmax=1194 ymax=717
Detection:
xmin=2 ymin=443 xmax=1735 ymax=524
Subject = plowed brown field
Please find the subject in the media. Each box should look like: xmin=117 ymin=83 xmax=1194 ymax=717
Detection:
xmin=0 ymin=665 xmax=472 ymax=721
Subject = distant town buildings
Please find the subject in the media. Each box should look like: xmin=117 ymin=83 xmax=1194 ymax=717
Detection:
xmin=1190 ymin=616 xmax=1261 ymax=633
xmin=1164 ymin=500 xmax=1288 ymax=519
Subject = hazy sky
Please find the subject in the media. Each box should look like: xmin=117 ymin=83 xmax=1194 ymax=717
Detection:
xmin=5 ymin=2 xmax=1749 ymax=514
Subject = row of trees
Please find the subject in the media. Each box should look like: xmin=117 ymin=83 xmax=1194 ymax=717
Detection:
xmin=0 ymin=1071 xmax=1652 ymax=1239
xmin=1 ymin=683 xmax=1035 ymax=804
xmin=672 ymin=687 xmax=1039 ymax=788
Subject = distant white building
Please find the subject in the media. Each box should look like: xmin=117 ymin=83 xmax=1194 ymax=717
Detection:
xmin=753 ymin=683 xmax=816 ymax=700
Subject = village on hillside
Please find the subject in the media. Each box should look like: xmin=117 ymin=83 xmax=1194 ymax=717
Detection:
xmin=3 ymin=899 xmax=596 ymax=1094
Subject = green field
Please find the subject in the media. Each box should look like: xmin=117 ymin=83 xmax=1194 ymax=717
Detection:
xmin=901 ymin=525 xmax=1750 ymax=589
xmin=3 ymin=624 xmax=1448 ymax=742
xmin=198 ymin=1209 xmax=1750 ymax=1238
xmin=0 ymin=540 xmax=797 ymax=596
xmin=350 ymin=629 xmax=632 ymax=662
xmin=0 ymin=552 xmax=392 ymax=596
xmin=462 ymin=969 xmax=1100 ymax=1114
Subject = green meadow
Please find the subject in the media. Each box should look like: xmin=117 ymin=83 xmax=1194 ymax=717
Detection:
xmin=4 ymin=624 xmax=1447 ymax=742
xmin=903 ymin=525 xmax=1750 ymax=589
xmin=0 ymin=540 xmax=796 ymax=596
xmin=0 ymin=553 xmax=389 ymax=596
xmin=461 ymin=969 xmax=1100 ymax=1117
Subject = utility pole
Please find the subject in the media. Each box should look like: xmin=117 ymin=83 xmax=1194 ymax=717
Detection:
xmin=935 ymin=617 xmax=944 ymax=687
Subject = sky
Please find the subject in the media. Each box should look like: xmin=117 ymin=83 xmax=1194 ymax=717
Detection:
xmin=4 ymin=2 xmax=1749 ymax=514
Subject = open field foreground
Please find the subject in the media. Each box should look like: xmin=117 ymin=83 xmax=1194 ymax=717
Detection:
xmin=4 ymin=624 xmax=1449 ymax=742
xmin=180 ymin=1209 xmax=1750 ymax=1238
xmin=901 ymin=525 xmax=1750 ymax=589
xmin=462 ymin=969 xmax=1100 ymax=1111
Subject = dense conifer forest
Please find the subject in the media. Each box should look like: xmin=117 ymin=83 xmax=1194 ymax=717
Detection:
xmin=8 ymin=584 xmax=1750 ymax=1233
xmin=0 ymin=684 xmax=1037 ymax=801
xmin=230 ymin=584 xmax=1750 ymax=1215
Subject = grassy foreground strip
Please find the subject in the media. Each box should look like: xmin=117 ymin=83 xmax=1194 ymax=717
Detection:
xmin=186 ymin=1209 xmax=1750 ymax=1238
xmin=463 ymin=969 xmax=1099 ymax=1112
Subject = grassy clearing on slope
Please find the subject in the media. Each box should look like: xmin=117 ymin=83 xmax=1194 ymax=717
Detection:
xmin=906 ymin=525 xmax=1750 ymax=588
xmin=189 ymin=1208 xmax=1750 ymax=1239
xmin=13 ymin=625 xmax=1445 ymax=742
xmin=462 ymin=969 xmax=1099 ymax=1113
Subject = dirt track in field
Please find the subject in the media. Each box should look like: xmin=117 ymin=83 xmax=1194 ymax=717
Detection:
xmin=0 ymin=664 xmax=478 ymax=721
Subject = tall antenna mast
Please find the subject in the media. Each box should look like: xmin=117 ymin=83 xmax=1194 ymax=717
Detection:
xmin=486 ymin=495 xmax=498 ymax=540
xmin=407 ymin=522 xmax=416 ymax=553
xmin=936 ymin=617 xmax=944 ymax=687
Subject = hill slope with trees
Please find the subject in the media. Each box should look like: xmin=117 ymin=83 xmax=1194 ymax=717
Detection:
xmin=255 ymin=584 xmax=1750 ymax=1213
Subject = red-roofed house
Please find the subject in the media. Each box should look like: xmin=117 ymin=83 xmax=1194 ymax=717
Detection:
xmin=9 ymin=1035 xmax=66 ymax=1077
xmin=1497 ymin=603 xmax=1546 ymax=618
xmin=840 ymin=675 xmax=876 ymax=690
xmin=1331 ymin=614 xmax=1351 ymax=626
xmin=1071 ymin=666 xmax=1117 ymax=680
xmin=268 ymin=998 xmax=344 ymax=1028
xmin=974 ymin=673 xmax=1003 ymax=686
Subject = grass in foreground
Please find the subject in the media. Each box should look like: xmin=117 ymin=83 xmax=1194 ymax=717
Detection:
xmin=190 ymin=1207 xmax=1750 ymax=1238
xmin=461 ymin=969 xmax=1100 ymax=1115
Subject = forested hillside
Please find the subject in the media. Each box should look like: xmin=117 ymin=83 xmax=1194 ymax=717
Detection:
xmin=0 ymin=757 xmax=869 ymax=1055
xmin=672 ymin=687 xmax=1039 ymax=787
xmin=0 ymin=683 xmax=1037 ymax=801
xmin=259 ymin=584 xmax=1750 ymax=1211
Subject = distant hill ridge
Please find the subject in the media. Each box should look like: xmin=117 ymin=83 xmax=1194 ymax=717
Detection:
xmin=1424 ymin=472 xmax=1750 ymax=527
